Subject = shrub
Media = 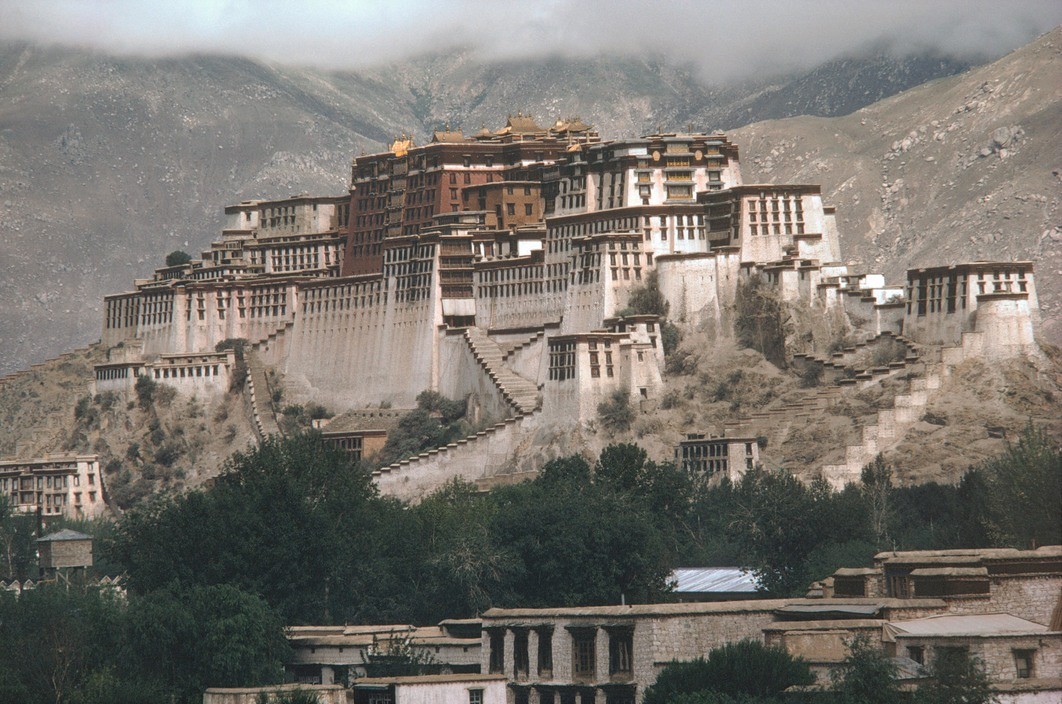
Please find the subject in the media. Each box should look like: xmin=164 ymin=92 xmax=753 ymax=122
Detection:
xmin=153 ymin=443 xmax=181 ymax=467
xmin=74 ymin=395 xmax=97 ymax=425
xmin=598 ymin=389 xmax=635 ymax=434
xmin=94 ymin=391 xmax=118 ymax=410
xmin=134 ymin=374 xmax=157 ymax=409
xmin=660 ymin=390 xmax=681 ymax=410
xmin=662 ymin=320 xmax=682 ymax=356
xmin=644 ymin=640 xmax=814 ymax=704
xmin=734 ymin=275 xmax=788 ymax=368
xmin=800 ymin=364 xmax=823 ymax=388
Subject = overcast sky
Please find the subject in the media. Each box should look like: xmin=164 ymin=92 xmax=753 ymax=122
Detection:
xmin=2 ymin=1 xmax=1060 ymax=81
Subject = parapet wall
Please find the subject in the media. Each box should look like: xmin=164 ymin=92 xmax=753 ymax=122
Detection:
xmin=374 ymin=412 xmax=542 ymax=502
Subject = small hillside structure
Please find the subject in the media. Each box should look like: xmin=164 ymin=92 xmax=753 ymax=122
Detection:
xmin=37 ymin=529 xmax=93 ymax=572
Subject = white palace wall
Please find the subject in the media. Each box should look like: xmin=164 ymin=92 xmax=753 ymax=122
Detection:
xmin=282 ymin=276 xmax=441 ymax=409
xmin=655 ymin=250 xmax=742 ymax=332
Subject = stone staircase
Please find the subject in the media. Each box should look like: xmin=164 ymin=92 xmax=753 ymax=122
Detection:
xmin=251 ymin=320 xmax=294 ymax=364
xmin=500 ymin=329 xmax=545 ymax=363
xmin=245 ymin=352 xmax=281 ymax=440
xmin=721 ymin=334 xmax=943 ymax=483
xmin=464 ymin=327 xmax=540 ymax=414
xmin=818 ymin=366 xmax=942 ymax=488
xmin=791 ymin=331 xmax=919 ymax=385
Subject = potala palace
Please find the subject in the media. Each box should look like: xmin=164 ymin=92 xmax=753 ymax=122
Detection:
xmin=88 ymin=115 xmax=1041 ymax=501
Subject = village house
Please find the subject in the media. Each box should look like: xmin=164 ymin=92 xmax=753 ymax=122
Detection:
xmin=479 ymin=545 xmax=1061 ymax=703
xmin=0 ymin=455 xmax=106 ymax=519
xmin=287 ymin=620 xmax=483 ymax=686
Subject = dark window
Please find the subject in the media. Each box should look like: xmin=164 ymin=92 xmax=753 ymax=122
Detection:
xmin=537 ymin=628 xmax=553 ymax=676
xmin=571 ymin=629 xmax=596 ymax=682
xmin=608 ymin=629 xmax=633 ymax=678
xmin=1014 ymin=649 xmax=1035 ymax=678
xmin=907 ymin=646 xmax=924 ymax=665
xmin=514 ymin=630 xmax=529 ymax=678
xmin=488 ymin=630 xmax=504 ymax=674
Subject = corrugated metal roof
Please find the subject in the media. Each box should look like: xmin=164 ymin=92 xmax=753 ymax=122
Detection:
xmin=668 ymin=568 xmax=759 ymax=593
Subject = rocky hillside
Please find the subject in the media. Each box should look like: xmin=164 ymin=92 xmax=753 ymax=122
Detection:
xmin=732 ymin=27 xmax=1062 ymax=344
xmin=0 ymin=42 xmax=978 ymax=375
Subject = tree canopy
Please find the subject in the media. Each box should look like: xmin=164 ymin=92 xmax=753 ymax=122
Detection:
xmin=164 ymin=250 xmax=192 ymax=267
xmin=643 ymin=639 xmax=814 ymax=704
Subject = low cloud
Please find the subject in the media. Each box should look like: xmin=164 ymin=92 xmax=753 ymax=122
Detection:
xmin=1 ymin=0 xmax=1059 ymax=81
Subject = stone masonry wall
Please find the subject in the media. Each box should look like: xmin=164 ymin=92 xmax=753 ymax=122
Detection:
xmin=943 ymin=575 xmax=1062 ymax=627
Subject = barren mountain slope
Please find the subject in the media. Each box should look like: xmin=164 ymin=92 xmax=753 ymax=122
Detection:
xmin=732 ymin=28 xmax=1062 ymax=344
xmin=0 ymin=45 xmax=418 ymax=377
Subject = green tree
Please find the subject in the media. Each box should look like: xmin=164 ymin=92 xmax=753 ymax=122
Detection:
xmin=916 ymin=648 xmax=997 ymax=704
xmin=490 ymin=456 xmax=671 ymax=606
xmin=105 ymin=433 xmax=385 ymax=623
xmin=861 ymin=455 xmax=894 ymax=547
xmin=977 ymin=424 xmax=1061 ymax=549
xmin=375 ymin=392 xmax=469 ymax=466
xmin=133 ymin=374 xmax=157 ymax=410
xmin=623 ymin=269 xmax=669 ymax=318
xmin=0 ymin=501 xmax=38 ymax=581
xmin=734 ymin=275 xmax=788 ymax=368
xmin=413 ymin=480 xmax=516 ymax=618
xmin=726 ymin=468 xmax=824 ymax=595
xmin=831 ymin=634 xmax=901 ymax=704
xmin=643 ymin=639 xmax=814 ymax=704
xmin=121 ymin=584 xmax=289 ymax=703
xmin=0 ymin=584 xmax=125 ymax=704
xmin=164 ymin=250 xmax=192 ymax=267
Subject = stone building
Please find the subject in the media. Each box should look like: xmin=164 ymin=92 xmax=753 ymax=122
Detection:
xmin=36 ymin=528 xmax=93 ymax=573
xmin=203 ymin=684 xmax=346 ymax=704
xmin=826 ymin=545 xmax=1062 ymax=628
xmin=0 ymin=455 xmax=106 ymax=519
xmin=883 ymin=614 xmax=1060 ymax=685
xmin=674 ymin=434 xmax=760 ymax=482
xmin=480 ymin=598 xmax=947 ymax=704
xmin=480 ymin=546 xmax=1061 ymax=703
xmin=903 ymin=261 xmax=1039 ymax=358
xmin=352 ymin=674 xmax=507 ymax=704
xmin=287 ymin=620 xmax=483 ymax=686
